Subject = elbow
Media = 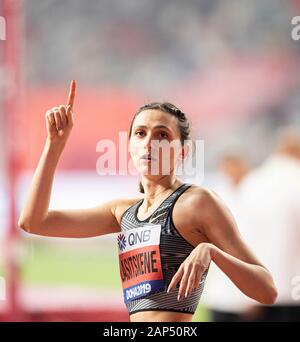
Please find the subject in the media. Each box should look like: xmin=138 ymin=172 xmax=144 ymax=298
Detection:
xmin=18 ymin=218 xmax=30 ymax=233
xmin=255 ymin=267 xmax=278 ymax=305
xmin=18 ymin=217 xmax=36 ymax=234
xmin=259 ymin=285 xmax=278 ymax=305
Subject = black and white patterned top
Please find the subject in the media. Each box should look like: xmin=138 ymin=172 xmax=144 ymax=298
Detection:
xmin=119 ymin=183 xmax=209 ymax=315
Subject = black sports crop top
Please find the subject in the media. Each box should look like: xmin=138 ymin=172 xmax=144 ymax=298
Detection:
xmin=118 ymin=183 xmax=209 ymax=315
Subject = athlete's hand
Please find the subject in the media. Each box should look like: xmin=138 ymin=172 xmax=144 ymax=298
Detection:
xmin=45 ymin=80 xmax=76 ymax=145
xmin=167 ymin=242 xmax=213 ymax=300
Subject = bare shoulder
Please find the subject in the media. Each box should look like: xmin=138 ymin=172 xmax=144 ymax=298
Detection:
xmin=113 ymin=197 xmax=142 ymax=226
xmin=179 ymin=184 xmax=220 ymax=211
xmin=188 ymin=185 xmax=233 ymax=218
xmin=179 ymin=184 xmax=239 ymax=237
xmin=172 ymin=185 xmax=219 ymax=245
xmin=176 ymin=185 xmax=227 ymax=231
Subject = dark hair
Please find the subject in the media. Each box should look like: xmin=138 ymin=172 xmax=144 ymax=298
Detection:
xmin=129 ymin=102 xmax=191 ymax=193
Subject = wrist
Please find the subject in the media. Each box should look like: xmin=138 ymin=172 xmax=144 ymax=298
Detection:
xmin=45 ymin=139 xmax=66 ymax=156
xmin=207 ymin=243 xmax=218 ymax=260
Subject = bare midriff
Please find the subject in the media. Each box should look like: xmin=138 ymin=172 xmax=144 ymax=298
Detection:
xmin=130 ymin=310 xmax=193 ymax=322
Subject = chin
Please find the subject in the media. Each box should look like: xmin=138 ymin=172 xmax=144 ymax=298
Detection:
xmin=139 ymin=171 xmax=162 ymax=180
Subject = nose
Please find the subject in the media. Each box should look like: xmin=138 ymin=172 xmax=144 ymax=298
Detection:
xmin=141 ymin=132 xmax=153 ymax=152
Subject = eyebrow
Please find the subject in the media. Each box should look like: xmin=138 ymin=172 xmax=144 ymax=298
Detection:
xmin=133 ymin=125 xmax=172 ymax=132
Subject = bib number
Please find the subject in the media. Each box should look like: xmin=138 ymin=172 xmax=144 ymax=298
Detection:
xmin=118 ymin=225 xmax=164 ymax=303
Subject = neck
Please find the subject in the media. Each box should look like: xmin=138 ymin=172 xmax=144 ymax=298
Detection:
xmin=140 ymin=175 xmax=182 ymax=208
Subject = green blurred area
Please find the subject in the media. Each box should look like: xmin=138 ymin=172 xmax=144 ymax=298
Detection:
xmin=0 ymin=238 xmax=211 ymax=321
xmin=21 ymin=239 xmax=121 ymax=288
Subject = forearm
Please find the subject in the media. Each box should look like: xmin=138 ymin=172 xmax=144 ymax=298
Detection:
xmin=210 ymin=244 xmax=277 ymax=304
xmin=18 ymin=139 xmax=65 ymax=230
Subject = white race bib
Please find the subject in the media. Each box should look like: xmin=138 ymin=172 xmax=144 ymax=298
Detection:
xmin=117 ymin=224 xmax=165 ymax=303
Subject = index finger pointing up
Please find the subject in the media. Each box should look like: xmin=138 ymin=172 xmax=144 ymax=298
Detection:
xmin=67 ymin=80 xmax=76 ymax=109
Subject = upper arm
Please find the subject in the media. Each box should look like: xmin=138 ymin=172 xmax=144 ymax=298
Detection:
xmin=26 ymin=198 xmax=123 ymax=238
xmin=195 ymin=188 xmax=265 ymax=268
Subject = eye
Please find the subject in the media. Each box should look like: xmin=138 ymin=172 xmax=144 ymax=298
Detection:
xmin=158 ymin=132 xmax=169 ymax=139
xmin=135 ymin=130 xmax=145 ymax=137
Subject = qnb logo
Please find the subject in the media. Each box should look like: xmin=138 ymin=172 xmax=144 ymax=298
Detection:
xmin=0 ymin=277 xmax=6 ymax=301
xmin=117 ymin=234 xmax=127 ymax=251
xmin=291 ymin=276 xmax=300 ymax=301
xmin=291 ymin=16 xmax=300 ymax=41
xmin=128 ymin=230 xmax=151 ymax=246
xmin=0 ymin=16 xmax=6 ymax=41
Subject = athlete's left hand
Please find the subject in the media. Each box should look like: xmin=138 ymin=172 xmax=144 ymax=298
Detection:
xmin=167 ymin=242 xmax=214 ymax=300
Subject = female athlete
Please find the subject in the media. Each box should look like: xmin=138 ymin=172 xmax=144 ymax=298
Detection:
xmin=18 ymin=80 xmax=277 ymax=322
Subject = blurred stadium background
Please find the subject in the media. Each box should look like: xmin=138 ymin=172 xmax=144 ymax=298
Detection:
xmin=1 ymin=0 xmax=300 ymax=321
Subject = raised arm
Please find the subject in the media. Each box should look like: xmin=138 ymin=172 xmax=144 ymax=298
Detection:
xmin=168 ymin=188 xmax=278 ymax=304
xmin=18 ymin=81 xmax=122 ymax=238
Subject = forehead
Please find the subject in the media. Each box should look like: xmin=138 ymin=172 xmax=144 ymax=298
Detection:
xmin=133 ymin=109 xmax=179 ymax=129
